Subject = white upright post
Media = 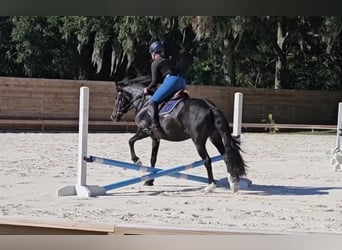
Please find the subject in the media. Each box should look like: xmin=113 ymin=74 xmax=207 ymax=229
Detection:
xmin=77 ymin=87 xmax=89 ymax=187
xmin=335 ymin=103 xmax=342 ymax=150
xmin=232 ymin=92 xmax=243 ymax=138
xmin=57 ymin=87 xmax=106 ymax=197
xmin=331 ymin=102 xmax=342 ymax=171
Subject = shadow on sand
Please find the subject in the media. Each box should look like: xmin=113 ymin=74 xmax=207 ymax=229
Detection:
xmin=216 ymin=177 xmax=342 ymax=196
xmin=104 ymin=177 xmax=342 ymax=197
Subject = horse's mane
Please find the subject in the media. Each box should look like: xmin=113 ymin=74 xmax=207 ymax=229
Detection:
xmin=116 ymin=75 xmax=151 ymax=98
xmin=117 ymin=75 xmax=151 ymax=87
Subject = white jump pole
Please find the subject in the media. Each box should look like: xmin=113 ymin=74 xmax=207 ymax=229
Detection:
xmin=232 ymin=92 xmax=243 ymax=138
xmin=335 ymin=102 xmax=342 ymax=150
xmin=57 ymin=87 xmax=106 ymax=197
xmin=330 ymin=102 xmax=342 ymax=172
xmin=77 ymin=86 xmax=89 ymax=187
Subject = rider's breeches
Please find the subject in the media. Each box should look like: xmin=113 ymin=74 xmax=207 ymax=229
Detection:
xmin=150 ymin=75 xmax=186 ymax=104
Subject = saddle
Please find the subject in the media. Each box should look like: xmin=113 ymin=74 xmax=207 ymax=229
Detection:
xmin=158 ymin=89 xmax=190 ymax=116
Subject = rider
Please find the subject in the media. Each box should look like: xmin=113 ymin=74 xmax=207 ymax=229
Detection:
xmin=143 ymin=41 xmax=186 ymax=136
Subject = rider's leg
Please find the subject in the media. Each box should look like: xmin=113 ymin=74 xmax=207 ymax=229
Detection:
xmin=147 ymin=76 xmax=186 ymax=136
xmin=147 ymin=101 xmax=159 ymax=131
xmin=152 ymin=76 xmax=186 ymax=102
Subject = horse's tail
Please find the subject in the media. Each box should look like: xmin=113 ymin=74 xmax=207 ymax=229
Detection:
xmin=207 ymin=101 xmax=247 ymax=190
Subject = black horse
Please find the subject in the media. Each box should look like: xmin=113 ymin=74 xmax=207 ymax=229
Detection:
xmin=111 ymin=76 xmax=247 ymax=193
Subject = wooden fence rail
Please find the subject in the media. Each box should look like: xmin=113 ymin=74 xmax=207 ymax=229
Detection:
xmin=0 ymin=77 xmax=341 ymax=132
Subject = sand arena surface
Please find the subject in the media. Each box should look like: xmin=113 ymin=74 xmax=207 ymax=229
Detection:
xmin=0 ymin=132 xmax=341 ymax=233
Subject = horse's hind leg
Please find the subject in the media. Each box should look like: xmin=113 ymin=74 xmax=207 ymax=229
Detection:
xmin=210 ymin=130 xmax=225 ymax=155
xmin=144 ymin=138 xmax=160 ymax=186
xmin=211 ymin=131 xmax=241 ymax=193
xmin=192 ymin=139 xmax=216 ymax=193
xmin=210 ymin=131 xmax=238 ymax=190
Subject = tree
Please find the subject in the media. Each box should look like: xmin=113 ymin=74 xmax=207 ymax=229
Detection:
xmin=320 ymin=16 xmax=342 ymax=89
xmin=60 ymin=16 xmax=185 ymax=80
xmin=250 ymin=16 xmax=294 ymax=89
xmin=285 ymin=16 xmax=342 ymax=90
xmin=0 ymin=16 xmax=21 ymax=76
xmin=10 ymin=16 xmax=81 ymax=79
xmin=1 ymin=16 xmax=340 ymax=90
xmin=191 ymin=16 xmax=246 ymax=86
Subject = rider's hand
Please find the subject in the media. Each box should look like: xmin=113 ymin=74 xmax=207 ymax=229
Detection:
xmin=143 ymin=88 xmax=149 ymax=95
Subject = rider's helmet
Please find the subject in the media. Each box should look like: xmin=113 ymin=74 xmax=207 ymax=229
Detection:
xmin=149 ymin=41 xmax=164 ymax=54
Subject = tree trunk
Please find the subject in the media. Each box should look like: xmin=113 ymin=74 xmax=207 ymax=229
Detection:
xmin=274 ymin=20 xmax=288 ymax=89
xmin=274 ymin=58 xmax=281 ymax=89
xmin=223 ymin=37 xmax=236 ymax=87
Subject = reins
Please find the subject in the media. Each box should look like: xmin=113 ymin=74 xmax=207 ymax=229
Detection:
xmin=119 ymin=91 xmax=146 ymax=113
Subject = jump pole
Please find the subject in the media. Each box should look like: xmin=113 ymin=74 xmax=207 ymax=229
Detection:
xmin=330 ymin=102 xmax=342 ymax=171
xmin=57 ymin=87 xmax=106 ymax=197
xmin=84 ymin=90 xmax=250 ymax=191
xmin=90 ymin=155 xmax=224 ymax=191
xmin=232 ymin=92 xmax=243 ymax=138
xmin=57 ymin=87 xmax=214 ymax=197
xmin=57 ymin=88 xmax=250 ymax=197
xmin=85 ymin=155 xmax=215 ymax=184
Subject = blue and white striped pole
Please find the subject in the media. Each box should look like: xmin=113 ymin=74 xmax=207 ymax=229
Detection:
xmin=96 ymin=155 xmax=223 ymax=191
xmin=86 ymin=155 xmax=218 ymax=184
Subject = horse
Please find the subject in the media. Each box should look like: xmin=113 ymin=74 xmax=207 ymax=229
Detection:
xmin=110 ymin=76 xmax=247 ymax=193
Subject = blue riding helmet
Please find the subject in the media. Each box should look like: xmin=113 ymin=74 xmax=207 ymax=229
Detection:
xmin=149 ymin=41 xmax=164 ymax=54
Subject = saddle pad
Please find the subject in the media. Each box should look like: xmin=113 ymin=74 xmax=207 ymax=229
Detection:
xmin=159 ymin=99 xmax=184 ymax=116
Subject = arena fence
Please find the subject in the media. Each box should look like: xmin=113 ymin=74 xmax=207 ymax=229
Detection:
xmin=0 ymin=76 xmax=341 ymax=132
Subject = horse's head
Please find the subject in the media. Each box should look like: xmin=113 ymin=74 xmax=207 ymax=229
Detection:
xmin=111 ymin=78 xmax=148 ymax=121
xmin=111 ymin=83 xmax=132 ymax=122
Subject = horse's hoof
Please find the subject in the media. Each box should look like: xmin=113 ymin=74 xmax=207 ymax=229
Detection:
xmin=144 ymin=180 xmax=154 ymax=186
xmin=231 ymin=183 xmax=240 ymax=193
xmin=228 ymin=176 xmax=240 ymax=193
xmin=204 ymin=183 xmax=216 ymax=194
xmin=134 ymin=159 xmax=142 ymax=165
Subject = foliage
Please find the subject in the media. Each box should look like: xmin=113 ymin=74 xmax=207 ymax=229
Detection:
xmin=261 ymin=113 xmax=279 ymax=133
xmin=0 ymin=16 xmax=341 ymax=90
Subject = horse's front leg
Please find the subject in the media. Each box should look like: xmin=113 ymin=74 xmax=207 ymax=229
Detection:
xmin=144 ymin=138 xmax=160 ymax=186
xmin=129 ymin=129 xmax=149 ymax=164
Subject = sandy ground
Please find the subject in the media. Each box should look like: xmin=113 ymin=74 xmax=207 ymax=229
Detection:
xmin=0 ymin=132 xmax=341 ymax=234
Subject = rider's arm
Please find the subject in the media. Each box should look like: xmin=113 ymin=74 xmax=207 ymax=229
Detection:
xmin=146 ymin=60 xmax=159 ymax=92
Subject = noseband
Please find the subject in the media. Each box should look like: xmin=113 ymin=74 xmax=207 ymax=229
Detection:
xmin=114 ymin=91 xmax=146 ymax=117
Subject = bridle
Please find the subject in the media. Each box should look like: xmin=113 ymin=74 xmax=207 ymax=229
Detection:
xmin=113 ymin=90 xmax=146 ymax=119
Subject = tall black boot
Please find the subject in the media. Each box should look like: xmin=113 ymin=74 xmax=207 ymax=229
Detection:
xmin=147 ymin=102 xmax=161 ymax=137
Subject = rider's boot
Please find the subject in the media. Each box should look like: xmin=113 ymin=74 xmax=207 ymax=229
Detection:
xmin=147 ymin=101 xmax=162 ymax=138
